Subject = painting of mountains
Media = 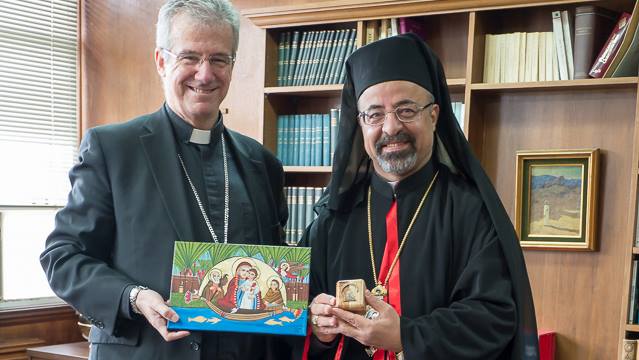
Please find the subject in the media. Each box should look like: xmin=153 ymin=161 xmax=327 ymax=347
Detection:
xmin=527 ymin=164 xmax=584 ymax=237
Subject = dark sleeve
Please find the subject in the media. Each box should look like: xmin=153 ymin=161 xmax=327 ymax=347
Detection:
xmin=400 ymin=209 xmax=516 ymax=359
xmin=299 ymin=211 xmax=340 ymax=360
xmin=40 ymin=129 xmax=135 ymax=336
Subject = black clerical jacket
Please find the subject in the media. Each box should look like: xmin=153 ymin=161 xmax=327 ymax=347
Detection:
xmin=40 ymin=108 xmax=288 ymax=359
xmin=303 ymin=162 xmax=517 ymax=360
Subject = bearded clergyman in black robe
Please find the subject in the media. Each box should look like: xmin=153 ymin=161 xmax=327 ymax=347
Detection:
xmin=300 ymin=34 xmax=539 ymax=360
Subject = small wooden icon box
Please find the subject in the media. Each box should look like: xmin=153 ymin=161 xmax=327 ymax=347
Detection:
xmin=335 ymin=279 xmax=366 ymax=314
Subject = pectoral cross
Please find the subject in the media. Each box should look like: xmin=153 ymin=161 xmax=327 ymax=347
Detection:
xmin=371 ymin=284 xmax=387 ymax=301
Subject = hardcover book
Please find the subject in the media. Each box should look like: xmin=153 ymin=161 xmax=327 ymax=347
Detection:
xmin=573 ymin=5 xmax=618 ymax=79
xmin=168 ymin=241 xmax=310 ymax=336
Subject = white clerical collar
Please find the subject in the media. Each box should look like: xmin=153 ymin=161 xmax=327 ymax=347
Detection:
xmin=189 ymin=128 xmax=211 ymax=144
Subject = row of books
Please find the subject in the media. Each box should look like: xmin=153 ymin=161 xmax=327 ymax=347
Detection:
xmin=484 ymin=32 xmax=560 ymax=83
xmin=591 ymin=1 xmax=639 ymax=78
xmin=276 ymin=29 xmax=357 ymax=87
xmin=284 ymin=186 xmax=325 ymax=245
xmin=363 ymin=17 xmax=427 ymax=45
xmin=276 ymin=109 xmax=340 ymax=167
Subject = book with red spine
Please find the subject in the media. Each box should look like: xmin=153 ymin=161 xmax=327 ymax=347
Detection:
xmin=589 ymin=12 xmax=632 ymax=78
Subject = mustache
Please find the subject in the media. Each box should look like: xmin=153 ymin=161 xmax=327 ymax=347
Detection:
xmin=374 ymin=132 xmax=415 ymax=153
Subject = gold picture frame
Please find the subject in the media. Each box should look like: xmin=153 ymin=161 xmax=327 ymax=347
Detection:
xmin=515 ymin=149 xmax=600 ymax=251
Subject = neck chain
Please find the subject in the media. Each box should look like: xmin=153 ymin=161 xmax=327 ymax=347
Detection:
xmin=177 ymin=134 xmax=229 ymax=243
xmin=367 ymin=170 xmax=439 ymax=299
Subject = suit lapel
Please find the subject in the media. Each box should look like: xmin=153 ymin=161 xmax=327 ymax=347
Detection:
xmin=226 ymin=130 xmax=274 ymax=244
xmin=139 ymin=109 xmax=195 ymax=242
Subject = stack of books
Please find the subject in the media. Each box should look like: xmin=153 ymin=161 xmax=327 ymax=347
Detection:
xmin=285 ymin=186 xmax=326 ymax=245
xmin=276 ymin=109 xmax=340 ymax=167
xmin=277 ymin=29 xmax=357 ymax=86
xmin=363 ymin=17 xmax=428 ymax=45
xmin=483 ymin=31 xmax=560 ymax=83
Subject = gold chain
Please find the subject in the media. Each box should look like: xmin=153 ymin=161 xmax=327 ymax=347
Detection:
xmin=367 ymin=171 xmax=439 ymax=290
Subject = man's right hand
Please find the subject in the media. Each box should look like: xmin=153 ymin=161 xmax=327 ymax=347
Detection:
xmin=135 ymin=289 xmax=191 ymax=342
xmin=309 ymin=293 xmax=338 ymax=343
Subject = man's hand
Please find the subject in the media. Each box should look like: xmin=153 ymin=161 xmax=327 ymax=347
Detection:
xmin=325 ymin=291 xmax=403 ymax=353
xmin=309 ymin=293 xmax=339 ymax=343
xmin=136 ymin=289 xmax=191 ymax=342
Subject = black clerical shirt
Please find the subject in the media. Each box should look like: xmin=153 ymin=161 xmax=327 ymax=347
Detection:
xmin=165 ymin=104 xmax=258 ymax=245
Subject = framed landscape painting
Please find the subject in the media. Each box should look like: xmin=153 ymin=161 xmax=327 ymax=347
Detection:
xmin=167 ymin=241 xmax=310 ymax=336
xmin=515 ymin=149 xmax=600 ymax=251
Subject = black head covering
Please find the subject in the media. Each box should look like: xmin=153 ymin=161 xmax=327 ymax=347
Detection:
xmin=327 ymin=33 xmax=539 ymax=359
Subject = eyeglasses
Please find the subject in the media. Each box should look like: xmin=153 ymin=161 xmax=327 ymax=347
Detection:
xmin=162 ymin=48 xmax=235 ymax=70
xmin=358 ymin=102 xmax=434 ymax=126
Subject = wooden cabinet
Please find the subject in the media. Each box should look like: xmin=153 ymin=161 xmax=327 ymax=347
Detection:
xmin=242 ymin=0 xmax=639 ymax=358
xmin=26 ymin=342 xmax=88 ymax=360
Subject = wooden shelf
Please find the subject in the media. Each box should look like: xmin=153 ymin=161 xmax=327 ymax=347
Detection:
xmin=284 ymin=166 xmax=332 ymax=173
xmin=470 ymin=77 xmax=638 ymax=92
xmin=265 ymin=84 xmax=343 ymax=96
xmin=626 ymin=324 xmax=639 ymax=332
xmin=266 ymin=78 xmax=466 ymax=96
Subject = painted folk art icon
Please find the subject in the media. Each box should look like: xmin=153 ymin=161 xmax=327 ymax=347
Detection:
xmin=168 ymin=241 xmax=310 ymax=335
xmin=515 ymin=149 xmax=599 ymax=251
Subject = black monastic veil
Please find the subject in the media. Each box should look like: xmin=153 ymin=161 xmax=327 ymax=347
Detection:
xmin=307 ymin=33 xmax=539 ymax=359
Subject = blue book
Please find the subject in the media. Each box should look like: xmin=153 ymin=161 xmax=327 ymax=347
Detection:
xmin=322 ymin=113 xmax=330 ymax=166
xmin=297 ymin=187 xmax=306 ymax=243
xmin=305 ymin=187 xmax=314 ymax=228
xmin=287 ymin=31 xmax=300 ymax=86
xmin=329 ymin=108 xmax=339 ymax=164
xmin=290 ymin=187 xmax=298 ymax=244
xmin=313 ymin=114 xmax=322 ymax=166
xmin=292 ymin=115 xmax=300 ymax=166
xmin=306 ymin=115 xmax=313 ymax=166
xmin=168 ymin=241 xmax=310 ymax=336
xmin=299 ymin=115 xmax=307 ymax=166
xmin=276 ymin=115 xmax=285 ymax=164
xmin=326 ymin=30 xmax=346 ymax=84
xmin=338 ymin=30 xmax=358 ymax=83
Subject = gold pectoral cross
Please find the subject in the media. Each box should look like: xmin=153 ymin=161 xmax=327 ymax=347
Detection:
xmin=371 ymin=284 xmax=387 ymax=300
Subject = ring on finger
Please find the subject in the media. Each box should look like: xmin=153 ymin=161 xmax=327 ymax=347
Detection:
xmin=311 ymin=314 xmax=319 ymax=326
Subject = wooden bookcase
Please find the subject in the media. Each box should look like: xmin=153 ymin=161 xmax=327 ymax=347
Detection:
xmin=242 ymin=0 xmax=639 ymax=358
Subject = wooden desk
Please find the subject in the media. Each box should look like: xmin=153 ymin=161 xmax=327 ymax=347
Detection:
xmin=26 ymin=342 xmax=89 ymax=360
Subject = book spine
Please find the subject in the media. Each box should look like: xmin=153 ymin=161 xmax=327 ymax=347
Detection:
xmin=314 ymin=30 xmax=332 ymax=85
xmin=332 ymin=29 xmax=349 ymax=84
xmin=292 ymin=32 xmax=308 ymax=86
xmin=305 ymin=31 xmax=324 ymax=86
xmin=561 ymin=10 xmax=575 ymax=80
xmin=590 ymin=12 xmax=632 ymax=78
xmin=305 ymin=186 xmax=314 ymax=228
xmin=314 ymin=114 xmax=322 ymax=166
xmin=338 ymin=30 xmax=358 ymax=83
xmin=277 ymin=115 xmax=284 ymax=163
xmin=552 ymin=11 xmax=569 ymax=80
xmin=322 ymin=113 xmax=330 ymax=166
xmin=301 ymin=115 xmax=309 ymax=166
xmin=573 ymin=6 xmax=618 ymax=79
xmin=483 ymin=34 xmax=493 ymax=83
xmin=330 ymin=108 xmax=339 ymax=164
xmin=297 ymin=187 xmax=306 ymax=242
xmin=289 ymin=187 xmax=298 ymax=244
xmin=327 ymin=30 xmax=346 ymax=84
xmin=287 ymin=31 xmax=300 ymax=86
xmin=293 ymin=114 xmax=300 ymax=165
xmin=277 ymin=32 xmax=286 ymax=86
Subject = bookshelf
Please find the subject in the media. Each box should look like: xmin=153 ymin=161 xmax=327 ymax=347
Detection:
xmin=242 ymin=0 xmax=638 ymax=358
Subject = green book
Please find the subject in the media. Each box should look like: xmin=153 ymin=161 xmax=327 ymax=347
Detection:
xmin=306 ymin=30 xmax=326 ymax=86
xmin=286 ymin=31 xmax=300 ymax=86
xmin=325 ymin=30 xmax=346 ymax=85
xmin=315 ymin=30 xmax=336 ymax=85
xmin=292 ymin=32 xmax=310 ymax=86
xmin=297 ymin=31 xmax=317 ymax=86
xmin=277 ymin=32 xmax=287 ymax=86
xmin=338 ymin=30 xmax=358 ymax=83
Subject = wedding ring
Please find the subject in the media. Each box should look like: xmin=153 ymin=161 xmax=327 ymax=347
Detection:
xmin=311 ymin=314 xmax=319 ymax=326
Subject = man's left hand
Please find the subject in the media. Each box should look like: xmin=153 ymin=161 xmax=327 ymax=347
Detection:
xmin=326 ymin=290 xmax=403 ymax=353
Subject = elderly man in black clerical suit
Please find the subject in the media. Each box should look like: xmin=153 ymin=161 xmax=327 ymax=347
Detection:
xmin=40 ymin=1 xmax=288 ymax=359
xmin=301 ymin=34 xmax=539 ymax=360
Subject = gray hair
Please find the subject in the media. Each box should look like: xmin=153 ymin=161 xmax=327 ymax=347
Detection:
xmin=156 ymin=0 xmax=240 ymax=54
